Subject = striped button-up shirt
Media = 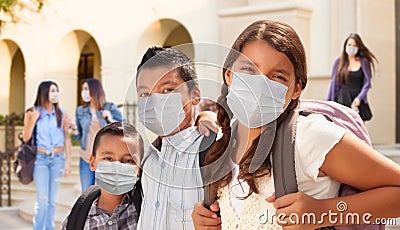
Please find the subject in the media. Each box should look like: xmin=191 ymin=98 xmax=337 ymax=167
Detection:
xmin=137 ymin=127 xmax=205 ymax=230
xmin=61 ymin=193 xmax=138 ymax=230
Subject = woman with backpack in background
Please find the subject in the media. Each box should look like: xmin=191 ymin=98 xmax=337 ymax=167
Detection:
xmin=327 ymin=33 xmax=377 ymax=122
xmin=192 ymin=20 xmax=400 ymax=229
xmin=22 ymin=80 xmax=72 ymax=230
xmin=69 ymin=78 xmax=122 ymax=192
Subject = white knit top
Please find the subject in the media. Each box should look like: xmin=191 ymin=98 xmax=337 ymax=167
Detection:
xmin=217 ymin=114 xmax=347 ymax=229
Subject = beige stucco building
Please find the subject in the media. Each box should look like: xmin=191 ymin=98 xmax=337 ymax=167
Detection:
xmin=0 ymin=0 xmax=397 ymax=144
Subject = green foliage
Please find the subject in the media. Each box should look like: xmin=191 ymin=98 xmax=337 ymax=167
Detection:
xmin=0 ymin=113 xmax=24 ymax=126
xmin=70 ymin=133 xmax=81 ymax=146
xmin=0 ymin=0 xmax=44 ymax=33
xmin=0 ymin=114 xmax=5 ymax=126
xmin=0 ymin=0 xmax=19 ymax=23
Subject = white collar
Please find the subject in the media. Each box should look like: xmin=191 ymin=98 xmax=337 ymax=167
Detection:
xmin=162 ymin=126 xmax=202 ymax=155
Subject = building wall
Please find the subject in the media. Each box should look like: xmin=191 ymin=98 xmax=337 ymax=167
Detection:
xmin=0 ymin=0 xmax=219 ymax=117
xmin=0 ymin=0 xmax=396 ymax=144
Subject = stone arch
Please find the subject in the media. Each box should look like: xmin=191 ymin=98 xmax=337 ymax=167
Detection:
xmin=47 ymin=30 xmax=101 ymax=113
xmin=136 ymin=18 xmax=194 ymax=61
xmin=0 ymin=39 xmax=26 ymax=114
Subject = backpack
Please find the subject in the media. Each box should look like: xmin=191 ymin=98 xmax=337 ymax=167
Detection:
xmin=273 ymin=99 xmax=383 ymax=230
xmin=65 ymin=132 xmax=216 ymax=230
xmin=13 ymin=126 xmax=37 ymax=185
xmin=13 ymin=107 xmax=38 ymax=185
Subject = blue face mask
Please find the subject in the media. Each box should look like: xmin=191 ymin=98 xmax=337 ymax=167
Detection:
xmin=95 ymin=161 xmax=137 ymax=195
xmin=346 ymin=45 xmax=358 ymax=56
xmin=226 ymin=71 xmax=289 ymax=128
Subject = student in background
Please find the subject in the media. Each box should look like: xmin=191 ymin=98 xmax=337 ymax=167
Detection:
xmin=22 ymin=80 xmax=72 ymax=230
xmin=327 ymin=33 xmax=377 ymax=121
xmin=70 ymin=78 xmax=122 ymax=192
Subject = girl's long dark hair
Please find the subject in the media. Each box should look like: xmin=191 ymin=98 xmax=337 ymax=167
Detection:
xmin=34 ymin=81 xmax=63 ymax=127
xmin=82 ymin=78 xmax=106 ymax=110
xmin=337 ymin=33 xmax=378 ymax=85
xmin=203 ymin=20 xmax=308 ymax=203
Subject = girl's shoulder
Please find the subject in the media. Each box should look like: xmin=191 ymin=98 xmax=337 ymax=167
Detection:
xmin=76 ymin=105 xmax=89 ymax=113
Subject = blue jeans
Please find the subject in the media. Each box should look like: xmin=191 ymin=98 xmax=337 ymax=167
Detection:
xmin=79 ymin=157 xmax=95 ymax=192
xmin=33 ymin=152 xmax=65 ymax=230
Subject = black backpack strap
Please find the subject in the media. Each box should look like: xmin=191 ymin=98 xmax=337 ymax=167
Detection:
xmin=66 ymin=185 xmax=101 ymax=230
xmin=102 ymin=102 xmax=113 ymax=124
xmin=273 ymin=110 xmax=300 ymax=198
xmin=199 ymin=131 xmax=217 ymax=173
xmin=132 ymin=171 xmax=143 ymax=217
xmin=198 ymin=131 xmax=217 ymax=211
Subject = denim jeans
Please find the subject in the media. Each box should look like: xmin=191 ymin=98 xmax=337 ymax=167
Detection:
xmin=33 ymin=152 xmax=65 ymax=230
xmin=79 ymin=157 xmax=95 ymax=192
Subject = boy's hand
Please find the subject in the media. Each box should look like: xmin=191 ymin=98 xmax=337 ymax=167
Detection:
xmin=196 ymin=111 xmax=219 ymax=136
xmin=192 ymin=200 xmax=221 ymax=229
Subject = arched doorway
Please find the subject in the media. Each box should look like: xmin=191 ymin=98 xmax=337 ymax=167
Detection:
xmin=48 ymin=30 xmax=101 ymax=114
xmin=77 ymin=37 xmax=101 ymax=105
xmin=136 ymin=19 xmax=194 ymax=61
xmin=0 ymin=39 xmax=25 ymax=115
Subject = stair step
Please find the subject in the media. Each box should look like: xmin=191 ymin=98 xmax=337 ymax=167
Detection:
xmin=11 ymin=172 xmax=80 ymax=191
xmin=0 ymin=206 xmax=32 ymax=229
xmin=2 ymin=193 xmax=26 ymax=207
xmin=7 ymin=146 xmax=91 ymax=227
xmin=19 ymin=199 xmax=66 ymax=229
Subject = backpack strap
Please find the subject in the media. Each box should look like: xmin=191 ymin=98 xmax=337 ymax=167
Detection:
xmin=272 ymin=110 xmax=300 ymax=198
xmin=199 ymin=131 xmax=217 ymax=169
xmin=198 ymin=131 xmax=217 ymax=210
xmin=66 ymin=185 xmax=101 ymax=230
xmin=132 ymin=171 xmax=143 ymax=217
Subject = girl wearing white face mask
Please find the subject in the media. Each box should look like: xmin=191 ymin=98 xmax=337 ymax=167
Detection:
xmin=327 ymin=33 xmax=377 ymax=122
xmin=70 ymin=78 xmax=122 ymax=192
xmin=22 ymin=81 xmax=72 ymax=230
xmin=192 ymin=20 xmax=400 ymax=230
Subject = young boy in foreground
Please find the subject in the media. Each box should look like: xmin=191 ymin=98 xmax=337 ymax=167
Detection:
xmin=61 ymin=121 xmax=143 ymax=229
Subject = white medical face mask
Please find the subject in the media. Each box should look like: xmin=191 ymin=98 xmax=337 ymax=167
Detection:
xmin=226 ymin=71 xmax=289 ymax=128
xmin=346 ymin=45 xmax=358 ymax=56
xmin=81 ymin=90 xmax=91 ymax=102
xmin=138 ymin=93 xmax=185 ymax=136
xmin=49 ymin=92 xmax=59 ymax=104
xmin=95 ymin=161 xmax=137 ymax=195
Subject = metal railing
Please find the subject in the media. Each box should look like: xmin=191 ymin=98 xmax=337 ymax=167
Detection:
xmin=0 ymin=112 xmax=22 ymax=207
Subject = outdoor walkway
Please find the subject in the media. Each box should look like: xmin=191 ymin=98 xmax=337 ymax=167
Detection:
xmin=0 ymin=207 xmax=31 ymax=230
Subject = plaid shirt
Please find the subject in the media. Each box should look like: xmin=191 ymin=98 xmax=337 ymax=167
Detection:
xmin=61 ymin=193 xmax=138 ymax=230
